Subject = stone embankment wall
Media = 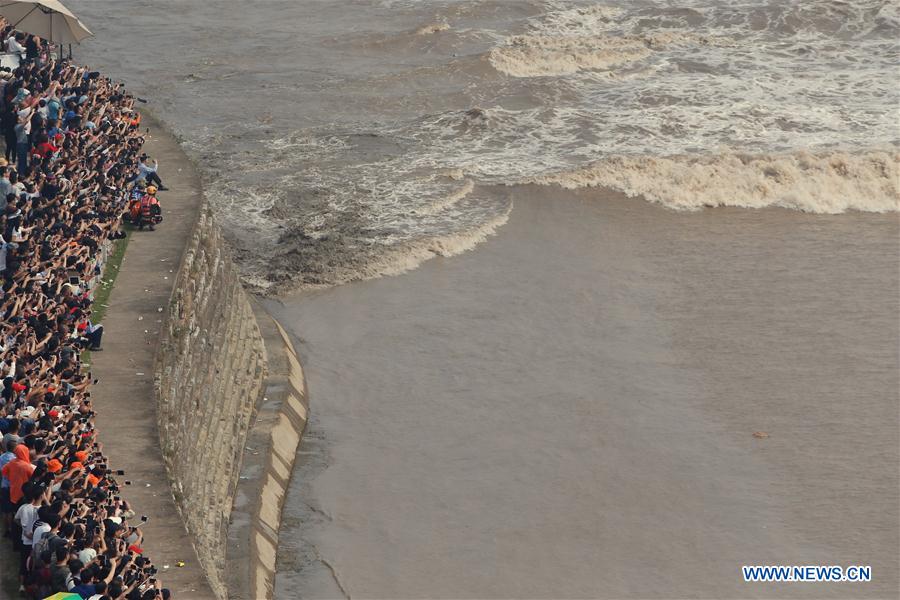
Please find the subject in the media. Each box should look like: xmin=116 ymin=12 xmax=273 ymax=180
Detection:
xmin=153 ymin=199 xmax=308 ymax=600
xmin=155 ymin=201 xmax=268 ymax=598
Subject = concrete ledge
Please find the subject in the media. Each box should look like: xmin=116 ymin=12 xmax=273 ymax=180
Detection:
xmin=89 ymin=110 xmax=216 ymax=599
xmin=225 ymin=301 xmax=309 ymax=600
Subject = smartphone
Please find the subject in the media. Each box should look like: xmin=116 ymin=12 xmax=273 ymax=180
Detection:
xmin=124 ymin=481 xmax=131 ymax=486
xmin=140 ymin=515 xmax=149 ymax=522
xmin=116 ymin=470 xmax=125 ymax=476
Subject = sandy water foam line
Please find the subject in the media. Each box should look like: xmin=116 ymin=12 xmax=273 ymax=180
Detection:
xmin=531 ymin=149 xmax=900 ymax=213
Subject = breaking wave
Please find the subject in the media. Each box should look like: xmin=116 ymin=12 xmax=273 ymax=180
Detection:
xmin=489 ymin=35 xmax=651 ymax=77
xmin=373 ymin=208 xmax=511 ymax=279
xmin=244 ymin=201 xmax=511 ymax=294
xmin=532 ymin=150 xmax=900 ymax=213
xmin=488 ymin=31 xmax=728 ymax=77
xmin=488 ymin=3 xmax=731 ymax=77
xmin=83 ymin=0 xmax=900 ymax=293
xmin=415 ymin=22 xmax=450 ymax=35
xmin=416 ymin=179 xmax=475 ymax=216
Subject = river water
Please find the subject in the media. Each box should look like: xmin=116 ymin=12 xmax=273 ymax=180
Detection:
xmin=67 ymin=0 xmax=899 ymax=597
xmin=266 ymin=187 xmax=899 ymax=598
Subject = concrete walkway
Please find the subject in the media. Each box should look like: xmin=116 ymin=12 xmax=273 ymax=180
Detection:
xmin=87 ymin=112 xmax=216 ymax=599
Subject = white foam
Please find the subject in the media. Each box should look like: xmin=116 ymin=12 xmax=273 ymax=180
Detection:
xmin=153 ymin=0 xmax=900 ymax=293
xmin=269 ymin=205 xmax=513 ymax=295
xmin=416 ymin=179 xmax=475 ymax=216
xmin=532 ymin=150 xmax=900 ymax=214
xmin=488 ymin=2 xmax=732 ymax=78
xmin=489 ymin=35 xmax=651 ymax=77
xmin=415 ymin=22 xmax=450 ymax=35
xmin=371 ymin=207 xmax=511 ymax=279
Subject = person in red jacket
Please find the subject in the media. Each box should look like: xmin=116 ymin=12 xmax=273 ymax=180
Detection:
xmin=1 ymin=444 xmax=34 ymax=505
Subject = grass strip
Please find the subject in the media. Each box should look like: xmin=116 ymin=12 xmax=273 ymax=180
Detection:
xmin=82 ymin=225 xmax=132 ymax=367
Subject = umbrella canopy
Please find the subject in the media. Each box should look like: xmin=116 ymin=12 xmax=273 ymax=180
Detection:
xmin=0 ymin=0 xmax=92 ymax=44
xmin=42 ymin=593 xmax=82 ymax=600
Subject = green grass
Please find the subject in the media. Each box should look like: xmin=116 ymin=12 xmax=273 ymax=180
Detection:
xmin=82 ymin=225 xmax=133 ymax=367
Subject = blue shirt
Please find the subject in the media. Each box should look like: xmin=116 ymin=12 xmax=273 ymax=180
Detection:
xmin=0 ymin=451 xmax=15 ymax=488
xmin=71 ymin=583 xmax=96 ymax=599
xmin=47 ymin=98 xmax=61 ymax=122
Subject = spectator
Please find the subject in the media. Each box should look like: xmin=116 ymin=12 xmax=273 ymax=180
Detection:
xmin=0 ymin=19 xmax=173 ymax=598
xmin=0 ymin=165 xmax=12 ymax=210
xmin=2 ymin=106 xmax=18 ymax=163
xmin=14 ymin=485 xmax=42 ymax=589
xmin=2 ymin=444 xmax=34 ymax=505
xmin=136 ymin=155 xmax=167 ymax=191
xmin=5 ymin=32 xmax=24 ymax=55
xmin=24 ymin=35 xmax=39 ymax=65
xmin=13 ymin=106 xmax=30 ymax=174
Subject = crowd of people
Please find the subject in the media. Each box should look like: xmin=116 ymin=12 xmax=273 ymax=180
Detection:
xmin=0 ymin=22 xmax=171 ymax=600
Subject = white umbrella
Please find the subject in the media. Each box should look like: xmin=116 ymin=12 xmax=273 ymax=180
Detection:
xmin=0 ymin=0 xmax=92 ymax=45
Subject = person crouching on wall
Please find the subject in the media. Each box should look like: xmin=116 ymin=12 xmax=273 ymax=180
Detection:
xmin=136 ymin=186 xmax=161 ymax=231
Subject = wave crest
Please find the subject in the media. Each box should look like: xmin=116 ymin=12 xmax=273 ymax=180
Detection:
xmin=489 ymin=31 xmax=730 ymax=78
xmin=416 ymin=179 xmax=475 ymax=216
xmin=489 ymin=35 xmax=651 ymax=77
xmin=532 ymin=150 xmax=900 ymax=213
xmin=415 ymin=22 xmax=450 ymax=35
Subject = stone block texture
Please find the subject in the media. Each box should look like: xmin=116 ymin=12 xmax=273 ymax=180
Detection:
xmin=155 ymin=203 xmax=268 ymax=599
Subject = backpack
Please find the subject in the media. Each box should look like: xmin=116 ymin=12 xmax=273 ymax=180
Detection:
xmin=31 ymin=525 xmax=58 ymax=562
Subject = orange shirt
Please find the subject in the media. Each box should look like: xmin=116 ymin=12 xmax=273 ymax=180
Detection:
xmin=1 ymin=446 xmax=35 ymax=504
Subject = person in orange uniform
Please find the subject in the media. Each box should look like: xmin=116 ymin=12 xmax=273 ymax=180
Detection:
xmin=138 ymin=185 xmax=161 ymax=231
xmin=1 ymin=444 xmax=34 ymax=505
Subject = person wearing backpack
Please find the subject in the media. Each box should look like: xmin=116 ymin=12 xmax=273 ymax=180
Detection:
xmin=24 ymin=510 xmax=59 ymax=597
xmin=31 ymin=511 xmax=61 ymax=566
xmin=49 ymin=547 xmax=70 ymax=593
xmin=13 ymin=485 xmax=42 ymax=590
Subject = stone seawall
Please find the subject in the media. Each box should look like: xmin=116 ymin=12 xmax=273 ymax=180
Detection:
xmin=152 ymin=195 xmax=308 ymax=600
xmin=155 ymin=200 xmax=269 ymax=598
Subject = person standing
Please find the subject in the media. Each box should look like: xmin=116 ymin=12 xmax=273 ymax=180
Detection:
xmin=0 ymin=165 xmax=12 ymax=212
xmin=4 ymin=33 xmax=24 ymax=56
xmin=0 ymin=439 xmax=17 ymax=536
xmin=24 ymin=35 xmax=39 ymax=65
xmin=13 ymin=106 xmax=30 ymax=176
xmin=14 ymin=486 xmax=42 ymax=591
xmin=2 ymin=105 xmax=18 ymax=163
xmin=1 ymin=444 xmax=33 ymax=506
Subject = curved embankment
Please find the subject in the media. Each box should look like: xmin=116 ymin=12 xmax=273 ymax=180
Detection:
xmin=93 ymin=112 xmax=307 ymax=600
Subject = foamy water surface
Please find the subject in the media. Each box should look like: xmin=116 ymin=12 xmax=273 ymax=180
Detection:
xmin=70 ymin=0 xmax=898 ymax=290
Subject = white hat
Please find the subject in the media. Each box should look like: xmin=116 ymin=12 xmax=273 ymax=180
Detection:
xmin=78 ymin=547 xmax=98 ymax=564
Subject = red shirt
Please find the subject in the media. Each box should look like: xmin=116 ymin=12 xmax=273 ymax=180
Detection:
xmin=35 ymin=142 xmax=58 ymax=158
